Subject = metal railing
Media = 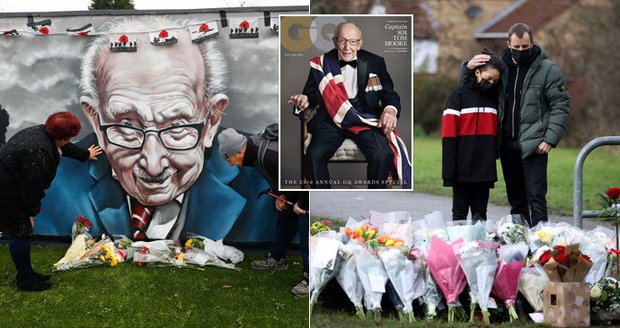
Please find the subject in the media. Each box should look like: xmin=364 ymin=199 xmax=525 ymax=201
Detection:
xmin=573 ymin=136 xmax=620 ymax=228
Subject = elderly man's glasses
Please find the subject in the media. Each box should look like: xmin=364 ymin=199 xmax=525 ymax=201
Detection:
xmin=334 ymin=37 xmax=361 ymax=46
xmin=99 ymin=121 xmax=205 ymax=151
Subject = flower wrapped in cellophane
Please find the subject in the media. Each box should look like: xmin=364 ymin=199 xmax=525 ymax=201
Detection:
xmin=427 ymin=237 xmax=467 ymax=323
xmin=355 ymin=246 xmax=387 ymax=319
xmin=71 ymin=216 xmax=93 ymax=241
xmin=494 ymin=215 xmax=529 ymax=245
xmin=456 ymin=240 xmax=498 ymax=324
xmin=518 ymin=265 xmax=548 ymax=313
xmin=378 ymin=246 xmax=422 ymax=321
xmin=54 ymin=235 xmax=122 ymax=271
xmin=581 ymin=237 xmax=608 ymax=284
xmin=590 ymin=277 xmax=620 ymax=324
xmin=447 ymin=221 xmax=486 ymax=243
xmin=492 ymin=242 xmax=528 ymax=322
xmin=132 ymin=240 xmax=183 ymax=267
xmin=335 ymin=242 xmax=365 ymax=319
xmin=310 ymin=233 xmax=344 ymax=314
xmin=181 ymin=234 xmax=244 ymax=270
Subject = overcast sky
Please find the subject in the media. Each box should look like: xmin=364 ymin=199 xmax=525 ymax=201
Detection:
xmin=0 ymin=0 xmax=308 ymax=12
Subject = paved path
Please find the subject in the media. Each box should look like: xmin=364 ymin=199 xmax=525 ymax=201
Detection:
xmin=310 ymin=191 xmax=608 ymax=230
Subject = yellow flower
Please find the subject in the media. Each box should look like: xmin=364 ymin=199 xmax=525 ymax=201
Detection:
xmin=535 ymin=229 xmax=553 ymax=244
xmin=185 ymin=239 xmax=193 ymax=249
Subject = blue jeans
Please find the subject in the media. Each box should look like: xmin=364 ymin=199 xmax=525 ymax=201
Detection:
xmin=268 ymin=209 xmax=309 ymax=275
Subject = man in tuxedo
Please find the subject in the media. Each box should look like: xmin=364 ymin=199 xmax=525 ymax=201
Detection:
xmin=34 ymin=18 xmax=276 ymax=242
xmin=289 ymin=21 xmax=402 ymax=189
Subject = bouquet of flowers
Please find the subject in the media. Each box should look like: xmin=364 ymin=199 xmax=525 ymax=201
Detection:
xmin=310 ymin=235 xmax=343 ymax=314
xmin=71 ymin=216 xmax=93 ymax=241
xmin=538 ymin=244 xmax=593 ymax=282
xmin=132 ymin=240 xmax=182 ymax=267
xmin=590 ymin=277 xmax=620 ymax=324
xmin=456 ymin=240 xmax=498 ymax=324
xmin=335 ymin=242 xmax=365 ymax=319
xmin=581 ymin=238 xmax=608 ymax=284
xmin=54 ymin=235 xmax=122 ymax=271
xmin=379 ymin=247 xmax=419 ymax=321
xmin=344 ymin=223 xmax=377 ymax=245
xmin=491 ymin=242 xmax=528 ymax=322
xmin=606 ymin=249 xmax=620 ymax=279
xmin=427 ymin=237 xmax=467 ymax=323
xmin=181 ymin=234 xmax=244 ymax=270
xmin=447 ymin=221 xmax=486 ymax=243
xmin=355 ymin=247 xmax=388 ymax=319
xmin=518 ymin=265 xmax=548 ymax=312
xmin=310 ymin=220 xmax=332 ymax=235
xmin=496 ymin=216 xmax=528 ymax=245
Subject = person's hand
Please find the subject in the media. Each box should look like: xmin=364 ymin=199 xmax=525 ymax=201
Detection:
xmin=288 ymin=94 xmax=309 ymax=111
xmin=536 ymin=141 xmax=552 ymax=154
xmin=293 ymin=202 xmax=308 ymax=215
xmin=275 ymin=195 xmax=288 ymax=212
xmin=30 ymin=216 xmax=34 ymax=228
xmin=378 ymin=107 xmax=397 ymax=135
xmin=466 ymin=54 xmax=491 ymax=69
xmin=88 ymin=145 xmax=103 ymax=160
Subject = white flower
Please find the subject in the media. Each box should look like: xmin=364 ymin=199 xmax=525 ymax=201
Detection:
xmin=591 ymin=286 xmax=602 ymax=299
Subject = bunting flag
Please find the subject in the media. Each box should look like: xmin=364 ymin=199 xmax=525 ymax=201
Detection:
xmin=109 ymin=34 xmax=137 ymax=52
xmin=229 ymin=18 xmax=259 ymax=39
xmin=149 ymin=29 xmax=178 ymax=46
xmin=188 ymin=21 xmax=219 ymax=43
xmin=26 ymin=16 xmax=52 ymax=34
xmin=2 ymin=29 xmax=19 ymax=36
xmin=66 ymin=23 xmax=94 ymax=37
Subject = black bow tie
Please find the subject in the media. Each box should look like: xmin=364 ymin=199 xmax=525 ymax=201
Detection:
xmin=339 ymin=59 xmax=357 ymax=68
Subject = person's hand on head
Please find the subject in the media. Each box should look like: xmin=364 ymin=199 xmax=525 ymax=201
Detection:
xmin=536 ymin=141 xmax=552 ymax=154
xmin=378 ymin=107 xmax=397 ymax=135
xmin=466 ymin=54 xmax=491 ymax=69
xmin=288 ymin=94 xmax=309 ymax=111
xmin=88 ymin=145 xmax=103 ymax=160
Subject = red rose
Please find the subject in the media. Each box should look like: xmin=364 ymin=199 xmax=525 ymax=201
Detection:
xmin=199 ymin=23 xmax=209 ymax=33
xmin=539 ymin=250 xmax=552 ymax=265
xmin=606 ymin=187 xmax=620 ymax=200
xmin=39 ymin=27 xmax=49 ymax=35
xmin=159 ymin=30 xmax=168 ymax=39
xmin=555 ymin=251 xmax=567 ymax=266
xmin=76 ymin=216 xmax=93 ymax=228
xmin=119 ymin=34 xmax=128 ymax=43
xmin=239 ymin=20 xmax=250 ymax=29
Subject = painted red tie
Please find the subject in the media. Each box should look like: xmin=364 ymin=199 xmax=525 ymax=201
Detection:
xmin=131 ymin=199 xmax=155 ymax=240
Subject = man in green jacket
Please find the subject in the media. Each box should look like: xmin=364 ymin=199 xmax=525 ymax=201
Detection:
xmin=459 ymin=23 xmax=570 ymax=226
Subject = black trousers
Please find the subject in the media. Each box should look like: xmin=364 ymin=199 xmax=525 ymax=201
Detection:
xmin=452 ymin=183 xmax=490 ymax=221
xmin=500 ymin=138 xmax=548 ymax=227
xmin=305 ymin=120 xmax=394 ymax=189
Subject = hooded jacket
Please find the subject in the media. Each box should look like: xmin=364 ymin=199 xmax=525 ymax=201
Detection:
xmin=459 ymin=45 xmax=570 ymax=158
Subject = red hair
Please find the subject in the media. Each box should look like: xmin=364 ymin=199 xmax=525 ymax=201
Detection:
xmin=44 ymin=112 xmax=81 ymax=140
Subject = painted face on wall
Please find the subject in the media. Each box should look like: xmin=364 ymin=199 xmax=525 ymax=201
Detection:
xmin=332 ymin=23 xmax=363 ymax=62
xmin=82 ymin=32 xmax=228 ymax=206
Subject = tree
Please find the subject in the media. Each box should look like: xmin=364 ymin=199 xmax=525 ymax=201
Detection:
xmin=88 ymin=0 xmax=135 ymax=10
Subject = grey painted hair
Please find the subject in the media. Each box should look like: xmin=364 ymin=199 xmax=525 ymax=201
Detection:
xmin=80 ymin=16 xmax=229 ymax=114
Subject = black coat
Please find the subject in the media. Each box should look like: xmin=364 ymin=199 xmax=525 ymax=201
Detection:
xmin=303 ymin=49 xmax=401 ymax=132
xmin=0 ymin=125 xmax=89 ymax=236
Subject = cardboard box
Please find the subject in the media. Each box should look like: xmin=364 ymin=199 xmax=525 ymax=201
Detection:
xmin=543 ymin=282 xmax=590 ymax=327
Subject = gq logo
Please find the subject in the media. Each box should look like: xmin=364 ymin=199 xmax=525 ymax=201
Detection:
xmin=281 ymin=16 xmax=347 ymax=52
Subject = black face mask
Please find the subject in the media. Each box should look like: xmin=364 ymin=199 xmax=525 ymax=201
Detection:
xmin=478 ymin=78 xmax=495 ymax=92
xmin=511 ymin=48 xmax=532 ymax=64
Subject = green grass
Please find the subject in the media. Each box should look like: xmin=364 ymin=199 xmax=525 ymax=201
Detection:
xmin=0 ymin=245 xmax=308 ymax=327
xmin=413 ymin=134 xmax=620 ymax=216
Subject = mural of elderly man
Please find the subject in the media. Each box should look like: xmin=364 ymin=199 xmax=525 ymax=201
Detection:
xmin=35 ymin=18 xmax=274 ymax=242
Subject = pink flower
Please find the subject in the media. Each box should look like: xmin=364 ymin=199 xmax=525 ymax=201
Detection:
xmin=320 ymin=219 xmax=331 ymax=227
